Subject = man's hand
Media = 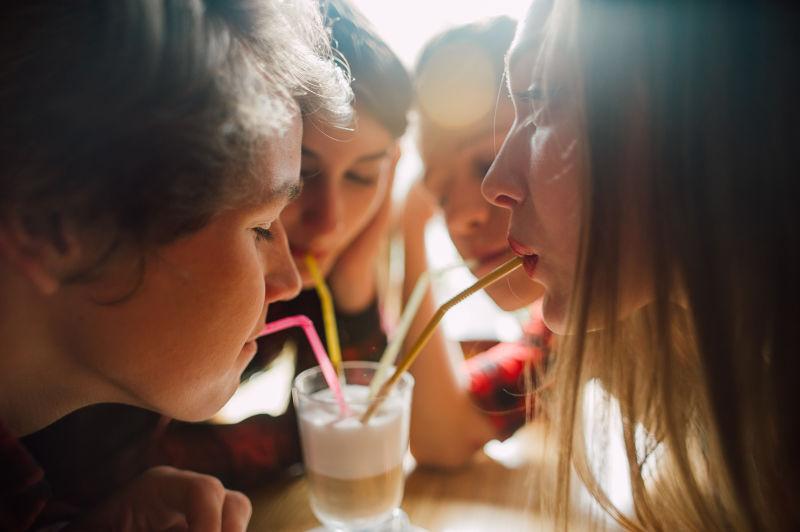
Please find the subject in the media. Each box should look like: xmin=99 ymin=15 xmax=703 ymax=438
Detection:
xmin=66 ymin=466 xmax=252 ymax=532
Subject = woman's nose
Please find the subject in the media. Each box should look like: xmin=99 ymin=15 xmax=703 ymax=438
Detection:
xmin=264 ymin=220 xmax=301 ymax=302
xmin=301 ymin=178 xmax=342 ymax=238
xmin=482 ymin=133 xmax=526 ymax=209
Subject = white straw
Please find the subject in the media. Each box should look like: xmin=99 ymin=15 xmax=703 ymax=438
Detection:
xmin=368 ymin=261 xmax=472 ymax=399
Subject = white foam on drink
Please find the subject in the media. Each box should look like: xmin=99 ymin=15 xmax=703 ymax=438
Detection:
xmin=298 ymin=384 xmax=409 ymax=479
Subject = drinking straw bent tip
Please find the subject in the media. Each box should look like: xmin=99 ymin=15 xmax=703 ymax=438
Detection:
xmin=368 ymin=260 xmax=476 ymax=399
xmin=258 ymin=314 xmax=349 ymax=416
xmin=361 ymin=256 xmax=523 ymax=423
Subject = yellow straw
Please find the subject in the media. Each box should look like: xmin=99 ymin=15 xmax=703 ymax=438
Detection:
xmin=305 ymin=254 xmax=344 ymax=379
xmin=361 ymin=256 xmax=523 ymax=423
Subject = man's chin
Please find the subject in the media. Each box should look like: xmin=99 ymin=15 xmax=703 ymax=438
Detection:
xmin=181 ymin=400 xmax=229 ymax=423
xmin=174 ymin=380 xmax=241 ymax=422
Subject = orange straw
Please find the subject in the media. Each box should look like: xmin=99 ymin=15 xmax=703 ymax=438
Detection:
xmin=361 ymin=256 xmax=523 ymax=423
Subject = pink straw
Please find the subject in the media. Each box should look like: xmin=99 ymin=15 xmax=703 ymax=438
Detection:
xmin=257 ymin=315 xmax=348 ymax=416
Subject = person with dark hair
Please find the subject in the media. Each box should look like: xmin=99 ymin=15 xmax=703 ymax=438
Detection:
xmin=274 ymin=0 xmax=412 ymax=342
xmin=483 ymin=0 xmax=800 ymax=529
xmin=16 ymin=0 xmax=410 ymax=519
xmin=400 ymin=17 xmax=552 ymax=468
xmin=0 ymin=0 xmax=350 ymax=529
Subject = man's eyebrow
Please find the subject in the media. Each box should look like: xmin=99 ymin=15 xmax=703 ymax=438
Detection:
xmin=269 ymin=177 xmax=303 ymax=203
xmin=301 ymin=146 xmax=318 ymax=158
xmin=286 ymin=181 xmax=303 ymax=201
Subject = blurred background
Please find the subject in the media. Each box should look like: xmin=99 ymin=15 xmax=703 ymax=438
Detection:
xmin=353 ymin=0 xmax=532 ymax=343
xmin=350 ymin=0 xmax=528 ymax=66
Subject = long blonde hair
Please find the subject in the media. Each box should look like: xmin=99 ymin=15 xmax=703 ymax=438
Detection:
xmin=530 ymin=0 xmax=800 ymax=529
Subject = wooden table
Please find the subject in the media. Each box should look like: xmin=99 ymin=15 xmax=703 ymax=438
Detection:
xmin=248 ymin=421 xmax=594 ymax=531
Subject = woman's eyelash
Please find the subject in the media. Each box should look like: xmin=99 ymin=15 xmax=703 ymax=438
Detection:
xmin=514 ymin=86 xmax=545 ymax=103
xmin=346 ymin=171 xmax=378 ymax=186
xmin=253 ymin=227 xmax=274 ymax=241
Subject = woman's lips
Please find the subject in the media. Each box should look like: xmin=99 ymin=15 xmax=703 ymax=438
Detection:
xmin=521 ymin=254 xmax=539 ymax=278
xmin=289 ymin=245 xmax=324 ymax=261
xmin=508 ymin=237 xmax=539 ymax=279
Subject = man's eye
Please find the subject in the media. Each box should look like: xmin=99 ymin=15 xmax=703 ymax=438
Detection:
xmin=253 ymin=227 xmax=273 ymax=241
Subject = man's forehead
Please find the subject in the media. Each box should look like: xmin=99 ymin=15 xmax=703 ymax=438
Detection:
xmin=252 ymin=112 xmax=302 ymax=204
xmin=245 ymin=172 xmax=301 ymax=208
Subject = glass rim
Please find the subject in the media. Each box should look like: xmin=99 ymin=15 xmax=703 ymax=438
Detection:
xmin=293 ymin=360 xmax=414 ymax=406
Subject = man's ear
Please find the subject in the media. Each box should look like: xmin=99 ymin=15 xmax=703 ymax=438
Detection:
xmin=0 ymin=215 xmax=82 ymax=295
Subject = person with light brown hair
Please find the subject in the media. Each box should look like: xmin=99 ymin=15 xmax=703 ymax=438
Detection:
xmin=482 ymin=0 xmax=800 ymax=529
xmin=402 ymin=16 xmax=551 ymax=468
xmin=0 ymin=0 xmax=350 ymax=529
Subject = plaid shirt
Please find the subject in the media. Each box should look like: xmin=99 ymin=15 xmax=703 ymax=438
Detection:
xmin=0 ymin=419 xmax=49 ymax=532
xmin=465 ymin=303 xmax=552 ymax=439
xmin=19 ymin=291 xmax=551 ymax=527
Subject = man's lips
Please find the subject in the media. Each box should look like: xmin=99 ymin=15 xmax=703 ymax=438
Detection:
xmin=508 ymin=237 xmax=539 ymax=278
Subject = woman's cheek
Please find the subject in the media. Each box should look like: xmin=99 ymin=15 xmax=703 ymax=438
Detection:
xmin=345 ymin=183 xmax=381 ymax=229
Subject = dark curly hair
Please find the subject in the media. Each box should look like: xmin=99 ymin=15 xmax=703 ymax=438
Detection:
xmin=0 ymin=0 xmax=351 ymax=276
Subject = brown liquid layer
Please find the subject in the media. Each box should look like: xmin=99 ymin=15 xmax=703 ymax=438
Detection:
xmin=307 ymin=464 xmax=404 ymax=522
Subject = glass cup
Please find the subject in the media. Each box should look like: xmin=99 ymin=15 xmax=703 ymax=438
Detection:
xmin=293 ymin=361 xmax=414 ymax=531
